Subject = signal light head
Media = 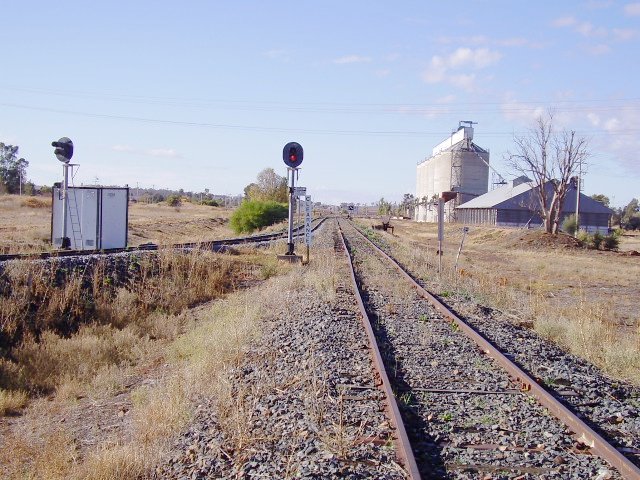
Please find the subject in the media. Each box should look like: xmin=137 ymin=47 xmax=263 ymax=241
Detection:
xmin=52 ymin=137 xmax=73 ymax=163
xmin=283 ymin=142 xmax=303 ymax=168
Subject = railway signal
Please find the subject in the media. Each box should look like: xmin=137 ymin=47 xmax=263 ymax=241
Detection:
xmin=52 ymin=137 xmax=75 ymax=249
xmin=282 ymin=142 xmax=303 ymax=168
xmin=52 ymin=137 xmax=73 ymax=163
xmin=279 ymin=141 xmax=305 ymax=261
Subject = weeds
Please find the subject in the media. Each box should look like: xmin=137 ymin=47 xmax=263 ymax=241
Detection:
xmin=0 ymin=388 xmax=28 ymax=415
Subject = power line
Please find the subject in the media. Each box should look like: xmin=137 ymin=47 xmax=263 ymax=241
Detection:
xmin=1 ymin=85 xmax=639 ymax=115
xmin=2 ymin=101 xmax=639 ymax=137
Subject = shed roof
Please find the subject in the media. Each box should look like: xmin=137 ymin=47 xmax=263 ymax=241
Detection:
xmin=457 ymin=179 xmax=613 ymax=215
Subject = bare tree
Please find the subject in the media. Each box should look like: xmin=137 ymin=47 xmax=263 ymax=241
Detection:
xmin=505 ymin=112 xmax=589 ymax=234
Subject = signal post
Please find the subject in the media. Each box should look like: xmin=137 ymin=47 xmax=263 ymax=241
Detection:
xmin=278 ymin=142 xmax=305 ymax=263
xmin=51 ymin=137 xmax=74 ymax=249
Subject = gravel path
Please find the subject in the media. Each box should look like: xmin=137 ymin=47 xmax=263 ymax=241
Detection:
xmin=340 ymin=219 xmax=626 ymax=479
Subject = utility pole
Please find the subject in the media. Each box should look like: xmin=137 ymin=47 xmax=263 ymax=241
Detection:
xmin=575 ymin=161 xmax=582 ymax=238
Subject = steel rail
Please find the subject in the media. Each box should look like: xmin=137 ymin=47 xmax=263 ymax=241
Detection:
xmin=0 ymin=217 xmax=327 ymax=263
xmin=350 ymin=221 xmax=640 ymax=480
xmin=336 ymin=223 xmax=421 ymax=480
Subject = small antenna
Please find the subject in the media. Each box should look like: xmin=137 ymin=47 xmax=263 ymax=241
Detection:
xmin=459 ymin=120 xmax=478 ymax=129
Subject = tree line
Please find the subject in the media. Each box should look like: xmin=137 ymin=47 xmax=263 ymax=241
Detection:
xmin=0 ymin=143 xmax=32 ymax=194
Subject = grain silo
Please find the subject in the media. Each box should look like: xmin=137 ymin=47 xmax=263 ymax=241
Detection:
xmin=415 ymin=121 xmax=489 ymax=222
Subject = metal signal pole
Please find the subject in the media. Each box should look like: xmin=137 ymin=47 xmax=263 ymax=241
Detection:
xmin=286 ymin=167 xmax=296 ymax=255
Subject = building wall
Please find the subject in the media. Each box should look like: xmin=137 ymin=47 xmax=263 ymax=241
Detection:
xmin=416 ymin=149 xmax=489 ymax=222
xmin=457 ymin=208 xmax=610 ymax=233
xmin=459 ymin=151 xmax=490 ymax=197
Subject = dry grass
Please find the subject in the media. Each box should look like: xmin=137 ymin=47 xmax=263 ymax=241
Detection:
xmin=357 ymin=219 xmax=640 ymax=384
xmin=21 ymin=197 xmax=50 ymax=209
xmin=0 ymin=388 xmax=28 ymax=415
xmin=13 ymin=326 xmax=151 ymax=393
xmin=0 ymin=248 xmax=241 ymax=359
xmin=0 ymin=424 xmax=79 ymax=480
xmin=0 ymin=194 xmax=238 ymax=253
xmin=0 ymin=243 xmax=295 ymax=479
xmin=0 ymin=195 xmax=53 ymax=253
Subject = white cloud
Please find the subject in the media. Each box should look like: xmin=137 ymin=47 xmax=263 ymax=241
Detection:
xmin=612 ymin=28 xmax=638 ymax=40
xmin=436 ymin=94 xmax=457 ymax=104
xmin=604 ymin=117 xmax=621 ymax=131
xmin=264 ymin=49 xmax=290 ymax=62
xmin=587 ymin=112 xmax=601 ymax=126
xmin=111 ymin=145 xmax=182 ymax=158
xmin=552 ymin=16 xmax=577 ymax=27
xmin=500 ymin=95 xmax=546 ymax=124
xmin=591 ymin=110 xmax=640 ymax=172
xmin=449 ymin=73 xmax=477 ymax=90
xmin=146 ymin=148 xmax=180 ymax=158
xmin=586 ymin=0 xmax=614 ymax=9
xmin=436 ymin=35 xmax=546 ymax=49
xmin=421 ymin=47 xmax=501 ymax=91
xmin=624 ymin=2 xmax=640 ymax=15
xmin=498 ymin=37 xmax=528 ymax=47
xmin=587 ymin=43 xmax=612 ymax=54
xmin=553 ymin=16 xmax=608 ymax=38
xmin=112 ymin=145 xmax=135 ymax=153
xmin=333 ymin=55 xmax=372 ymax=64
xmin=375 ymin=69 xmax=391 ymax=77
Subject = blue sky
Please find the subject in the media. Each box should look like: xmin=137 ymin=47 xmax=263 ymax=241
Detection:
xmin=1 ymin=1 xmax=639 ymax=207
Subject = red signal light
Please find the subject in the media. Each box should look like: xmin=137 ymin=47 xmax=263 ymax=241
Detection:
xmin=289 ymin=147 xmax=298 ymax=164
xmin=283 ymin=142 xmax=303 ymax=168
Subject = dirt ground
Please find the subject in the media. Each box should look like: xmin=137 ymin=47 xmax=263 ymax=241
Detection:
xmin=372 ymin=218 xmax=640 ymax=330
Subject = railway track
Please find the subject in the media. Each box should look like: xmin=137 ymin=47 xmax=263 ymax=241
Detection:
xmin=337 ymin=219 xmax=640 ymax=479
xmin=0 ymin=217 xmax=326 ymax=263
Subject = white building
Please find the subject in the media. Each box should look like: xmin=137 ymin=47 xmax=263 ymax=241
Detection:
xmin=415 ymin=123 xmax=489 ymax=222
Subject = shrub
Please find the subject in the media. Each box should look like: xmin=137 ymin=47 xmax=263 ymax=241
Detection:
xmin=591 ymin=231 xmax=604 ymax=250
xmin=166 ymin=194 xmax=181 ymax=207
xmin=21 ymin=197 xmax=49 ymax=209
xmin=562 ymin=215 xmax=578 ymax=236
xmin=201 ymin=199 xmax=220 ymax=207
xmin=602 ymin=233 xmax=620 ymax=251
xmin=230 ymin=200 xmax=288 ymax=234
xmin=576 ymin=230 xmax=590 ymax=246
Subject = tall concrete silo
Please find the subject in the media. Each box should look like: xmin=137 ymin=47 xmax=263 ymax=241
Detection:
xmin=415 ymin=122 xmax=489 ymax=222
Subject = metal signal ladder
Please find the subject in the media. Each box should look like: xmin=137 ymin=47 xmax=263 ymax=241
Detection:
xmin=68 ymin=183 xmax=83 ymax=249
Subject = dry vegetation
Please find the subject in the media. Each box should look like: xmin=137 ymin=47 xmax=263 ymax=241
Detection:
xmin=0 ymin=194 xmax=238 ymax=254
xmin=358 ymin=218 xmax=640 ymax=384
xmin=0 ymin=238 xmax=295 ymax=479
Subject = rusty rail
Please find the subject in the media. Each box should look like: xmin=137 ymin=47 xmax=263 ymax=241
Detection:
xmin=337 ymin=224 xmax=421 ymax=480
xmin=349 ymin=221 xmax=640 ymax=480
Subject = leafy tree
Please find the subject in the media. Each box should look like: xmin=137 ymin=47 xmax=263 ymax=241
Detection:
xmin=377 ymin=197 xmax=391 ymax=215
xmin=244 ymin=168 xmax=288 ymax=202
xmin=230 ymin=200 xmax=288 ymax=234
xmin=166 ymin=194 xmax=182 ymax=207
xmin=622 ymin=198 xmax=639 ymax=223
xmin=505 ymin=112 xmax=589 ymax=234
xmin=0 ymin=143 xmax=29 ymax=194
xmin=590 ymin=194 xmax=610 ymax=208
xmin=401 ymin=193 xmax=415 ymax=218
xmin=619 ymin=198 xmax=640 ymax=230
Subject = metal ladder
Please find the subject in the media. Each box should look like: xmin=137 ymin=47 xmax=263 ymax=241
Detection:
xmin=68 ymin=180 xmax=83 ymax=249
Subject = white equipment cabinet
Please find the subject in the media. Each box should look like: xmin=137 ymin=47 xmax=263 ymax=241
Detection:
xmin=51 ymin=186 xmax=129 ymax=250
